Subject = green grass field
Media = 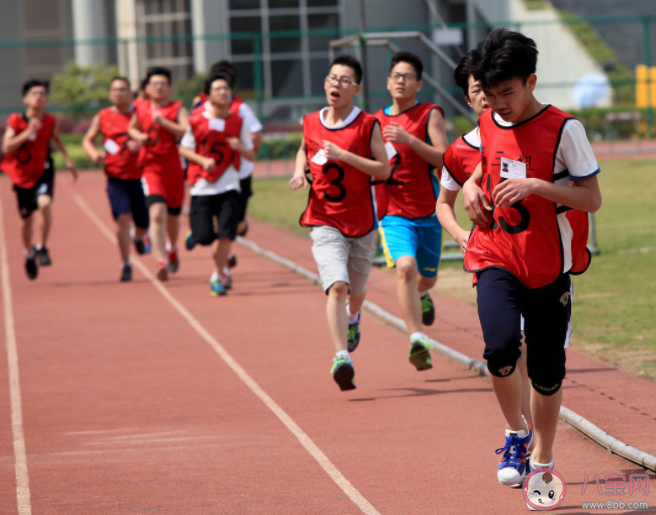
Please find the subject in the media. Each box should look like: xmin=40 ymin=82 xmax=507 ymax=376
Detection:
xmin=248 ymin=158 xmax=656 ymax=382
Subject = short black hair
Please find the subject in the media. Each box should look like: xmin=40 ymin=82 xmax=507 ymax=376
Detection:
xmin=146 ymin=67 xmax=172 ymax=85
xmin=472 ymin=28 xmax=538 ymax=88
xmin=453 ymin=50 xmax=479 ymax=99
xmin=110 ymin=76 xmax=131 ymax=88
xmin=22 ymin=79 xmax=49 ymax=97
xmin=389 ymin=51 xmax=423 ymax=80
xmin=139 ymin=77 xmax=149 ymax=92
xmin=210 ymin=61 xmax=236 ymax=89
xmin=204 ymin=73 xmax=233 ymax=95
xmin=330 ymin=54 xmax=362 ymax=85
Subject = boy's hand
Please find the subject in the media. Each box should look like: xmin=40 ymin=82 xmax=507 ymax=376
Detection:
xmin=151 ymin=110 xmax=162 ymax=125
xmin=227 ymin=137 xmax=242 ymax=152
xmin=201 ymin=157 xmax=216 ymax=172
xmin=463 ymin=179 xmax=490 ymax=227
xmin=455 ymin=229 xmax=470 ymax=255
xmin=127 ymin=139 xmax=142 ymax=153
xmin=493 ymin=178 xmax=536 ymax=208
xmin=66 ymin=159 xmax=78 ymax=182
xmin=91 ymin=151 xmax=105 ymax=165
xmin=322 ymin=141 xmax=346 ymax=162
xmin=27 ymin=118 xmax=42 ymax=134
xmin=289 ymin=173 xmax=308 ymax=190
xmin=382 ymin=123 xmax=412 ymax=145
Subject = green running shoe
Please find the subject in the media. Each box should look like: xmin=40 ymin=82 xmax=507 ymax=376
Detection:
xmin=408 ymin=339 xmax=433 ymax=371
xmin=421 ymin=292 xmax=435 ymax=326
xmin=330 ymin=357 xmax=356 ymax=391
xmin=347 ymin=312 xmax=361 ymax=352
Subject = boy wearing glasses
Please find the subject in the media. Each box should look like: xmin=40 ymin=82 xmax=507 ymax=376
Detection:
xmin=129 ymin=67 xmax=189 ymax=281
xmin=178 ymin=74 xmax=254 ymax=296
xmin=82 ymin=77 xmax=149 ymax=282
xmin=375 ymin=51 xmax=448 ymax=371
xmin=289 ymin=55 xmax=390 ymax=391
xmin=2 ymin=79 xmax=77 ymax=280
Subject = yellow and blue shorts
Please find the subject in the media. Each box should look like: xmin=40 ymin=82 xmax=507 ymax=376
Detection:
xmin=379 ymin=214 xmax=443 ymax=278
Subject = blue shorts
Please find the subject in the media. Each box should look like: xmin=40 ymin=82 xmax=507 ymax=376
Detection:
xmin=380 ymin=214 xmax=443 ymax=278
xmin=106 ymin=177 xmax=149 ymax=229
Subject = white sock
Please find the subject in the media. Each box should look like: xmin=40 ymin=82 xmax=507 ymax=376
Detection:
xmin=24 ymin=249 xmax=35 ymax=259
xmin=347 ymin=306 xmax=359 ymax=325
xmin=124 ymin=261 xmax=130 ymax=267
xmin=222 ymin=266 xmax=230 ymax=276
xmin=210 ymin=272 xmax=220 ymax=282
xmin=35 ymin=245 xmax=43 ymax=251
xmin=418 ymin=290 xmax=427 ymax=297
xmin=505 ymin=428 xmax=528 ymax=438
xmin=410 ymin=331 xmax=427 ymax=342
xmin=336 ymin=350 xmax=350 ymax=361
xmin=530 ymin=458 xmax=554 ymax=469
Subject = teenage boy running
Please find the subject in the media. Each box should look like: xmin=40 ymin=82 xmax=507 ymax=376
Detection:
xmin=82 ymin=77 xmax=149 ymax=282
xmin=2 ymin=80 xmax=77 ymax=279
xmin=462 ymin=29 xmax=601 ymax=489
xmin=289 ymin=55 xmax=390 ymax=391
xmin=436 ymin=51 xmax=535 ymax=480
xmin=128 ymin=67 xmax=189 ymax=281
xmin=375 ymin=51 xmax=448 ymax=372
xmin=179 ymin=74 xmax=254 ymax=296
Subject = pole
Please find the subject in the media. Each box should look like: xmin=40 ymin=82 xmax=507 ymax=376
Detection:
xmin=254 ymin=34 xmax=264 ymax=123
xmin=358 ymin=0 xmax=370 ymax=111
xmin=643 ymin=18 xmax=653 ymax=138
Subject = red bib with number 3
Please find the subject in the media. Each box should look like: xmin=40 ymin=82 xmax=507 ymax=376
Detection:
xmin=465 ymin=106 xmax=591 ymax=288
xmin=98 ymin=106 xmax=141 ymax=180
xmin=300 ymin=109 xmax=378 ymax=237
xmin=186 ymin=110 xmax=243 ymax=185
xmin=2 ymin=113 xmax=55 ymax=188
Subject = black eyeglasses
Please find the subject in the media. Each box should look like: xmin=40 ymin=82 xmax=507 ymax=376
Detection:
xmin=389 ymin=72 xmax=417 ymax=82
xmin=325 ymin=75 xmax=358 ymax=87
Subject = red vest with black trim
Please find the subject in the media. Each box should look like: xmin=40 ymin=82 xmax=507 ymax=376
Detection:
xmin=442 ymin=129 xmax=481 ymax=188
xmin=186 ymin=110 xmax=243 ymax=186
xmin=375 ymin=103 xmax=444 ymax=219
xmin=2 ymin=113 xmax=55 ymax=188
xmin=98 ymin=106 xmax=141 ymax=180
xmin=135 ymin=100 xmax=182 ymax=165
xmin=464 ymin=106 xmax=591 ymax=288
xmin=300 ymin=109 xmax=378 ymax=237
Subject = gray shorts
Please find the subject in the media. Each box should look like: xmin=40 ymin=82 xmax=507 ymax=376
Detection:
xmin=310 ymin=225 xmax=378 ymax=295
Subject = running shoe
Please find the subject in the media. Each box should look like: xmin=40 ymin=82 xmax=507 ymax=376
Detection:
xmin=185 ymin=230 xmax=196 ymax=251
xmin=421 ymin=292 xmax=435 ymax=326
xmin=228 ymin=254 xmax=237 ymax=268
xmin=408 ymin=339 xmax=433 ymax=371
xmin=25 ymin=253 xmax=38 ymax=280
xmin=347 ymin=312 xmax=361 ymax=352
xmin=156 ymin=259 xmax=168 ymax=281
xmin=495 ymin=428 xmax=532 ymax=486
xmin=221 ymin=272 xmax=233 ymax=290
xmin=167 ymin=249 xmax=179 ymax=273
xmin=210 ymin=278 xmax=227 ymax=297
xmin=331 ymin=357 xmax=356 ymax=391
xmin=120 ymin=263 xmax=132 ymax=282
xmin=510 ymin=416 xmax=534 ymax=489
xmin=36 ymin=246 xmax=51 ymax=266
xmin=237 ymin=220 xmax=249 ymax=237
xmin=133 ymin=238 xmax=146 ymax=255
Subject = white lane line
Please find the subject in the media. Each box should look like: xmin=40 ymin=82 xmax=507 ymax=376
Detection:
xmin=0 ymin=188 xmax=32 ymax=514
xmin=71 ymin=192 xmax=380 ymax=515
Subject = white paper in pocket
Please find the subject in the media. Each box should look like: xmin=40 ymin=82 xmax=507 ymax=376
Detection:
xmin=499 ymin=157 xmax=527 ymax=179
xmin=209 ymin=118 xmax=226 ymax=132
xmin=28 ymin=132 xmax=37 ymax=141
xmin=103 ymin=139 xmax=120 ymax=155
xmin=384 ymin=141 xmax=398 ymax=160
xmin=311 ymin=149 xmax=328 ymax=165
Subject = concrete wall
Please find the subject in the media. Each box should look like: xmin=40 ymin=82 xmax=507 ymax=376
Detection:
xmin=0 ymin=0 xmax=25 ymax=111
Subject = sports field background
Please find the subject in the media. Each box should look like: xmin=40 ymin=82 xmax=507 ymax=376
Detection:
xmin=247 ymin=157 xmax=656 ymax=383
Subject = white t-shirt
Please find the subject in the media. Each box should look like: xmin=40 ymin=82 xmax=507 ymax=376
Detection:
xmin=181 ymin=111 xmax=253 ymax=196
xmin=440 ymin=126 xmax=480 ymax=192
xmin=204 ymin=100 xmax=262 ymax=180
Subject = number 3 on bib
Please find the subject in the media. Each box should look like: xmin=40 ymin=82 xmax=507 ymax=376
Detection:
xmin=322 ymin=162 xmax=347 ymax=203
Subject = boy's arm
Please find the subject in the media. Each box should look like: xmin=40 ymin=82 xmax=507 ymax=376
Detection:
xmin=462 ymin=162 xmax=491 ymax=227
xmin=323 ymin=122 xmax=390 ymax=180
xmin=227 ymin=123 xmax=256 ymax=162
xmin=154 ymin=105 xmax=189 ymax=139
xmin=178 ymin=126 xmax=215 ymax=172
xmin=2 ymin=120 xmax=40 ymax=155
xmin=128 ymin=113 xmax=149 ymax=143
xmin=81 ymin=114 xmax=104 ymax=164
xmin=436 ymin=187 xmax=470 ymax=255
xmin=289 ymin=139 xmax=309 ymax=190
xmin=51 ymin=121 xmax=78 ymax=181
xmin=382 ymin=108 xmax=448 ymax=168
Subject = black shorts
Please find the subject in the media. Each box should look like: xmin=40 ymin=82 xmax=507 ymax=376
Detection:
xmin=13 ymin=162 xmax=55 ymax=219
xmin=476 ymin=268 xmax=572 ymax=395
xmin=145 ymin=194 xmax=182 ymax=216
xmin=238 ymin=176 xmax=253 ymax=222
xmin=189 ymin=190 xmax=241 ymax=245
xmin=106 ymin=177 xmax=150 ymax=229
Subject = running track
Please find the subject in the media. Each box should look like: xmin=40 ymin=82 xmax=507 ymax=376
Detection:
xmin=0 ymin=171 xmax=654 ymax=514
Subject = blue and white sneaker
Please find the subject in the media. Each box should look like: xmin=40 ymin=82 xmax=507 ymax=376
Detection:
xmin=185 ymin=230 xmax=196 ymax=251
xmin=210 ymin=278 xmax=227 ymax=297
xmin=495 ymin=426 xmax=532 ymax=486
xmin=510 ymin=416 xmax=533 ymax=489
xmin=347 ymin=312 xmax=361 ymax=352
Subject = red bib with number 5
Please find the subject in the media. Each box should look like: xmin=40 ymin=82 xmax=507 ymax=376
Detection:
xmin=186 ymin=110 xmax=242 ymax=186
xmin=464 ymin=106 xmax=591 ymax=289
xmin=300 ymin=109 xmax=378 ymax=237
xmin=98 ymin=106 xmax=141 ymax=180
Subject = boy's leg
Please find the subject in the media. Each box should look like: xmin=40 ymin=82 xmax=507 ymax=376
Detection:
xmin=130 ymin=179 xmax=150 ymax=241
xmin=116 ymin=214 xmax=131 ymax=263
xmin=147 ymin=197 xmax=168 ymax=277
xmin=236 ymin=176 xmax=252 ymax=237
xmin=524 ymin=274 xmax=571 ymax=466
xmin=166 ymin=208 xmax=181 ymax=250
xmin=36 ymin=194 xmax=52 ymax=249
xmin=14 ymin=184 xmax=38 ymax=279
xmin=21 ymin=214 xmax=34 ymax=254
xmin=518 ymin=336 xmax=535 ymax=443
xmin=327 ymin=281 xmax=350 ymax=353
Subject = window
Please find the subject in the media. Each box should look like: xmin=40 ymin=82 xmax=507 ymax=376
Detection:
xmin=269 ymin=15 xmax=301 ymax=53
xmin=308 ymin=13 xmax=339 ymax=52
xmin=271 ymin=60 xmax=303 ymax=97
xmin=229 ymin=0 xmax=261 ymax=9
xmin=230 ymin=17 xmax=262 ymax=55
